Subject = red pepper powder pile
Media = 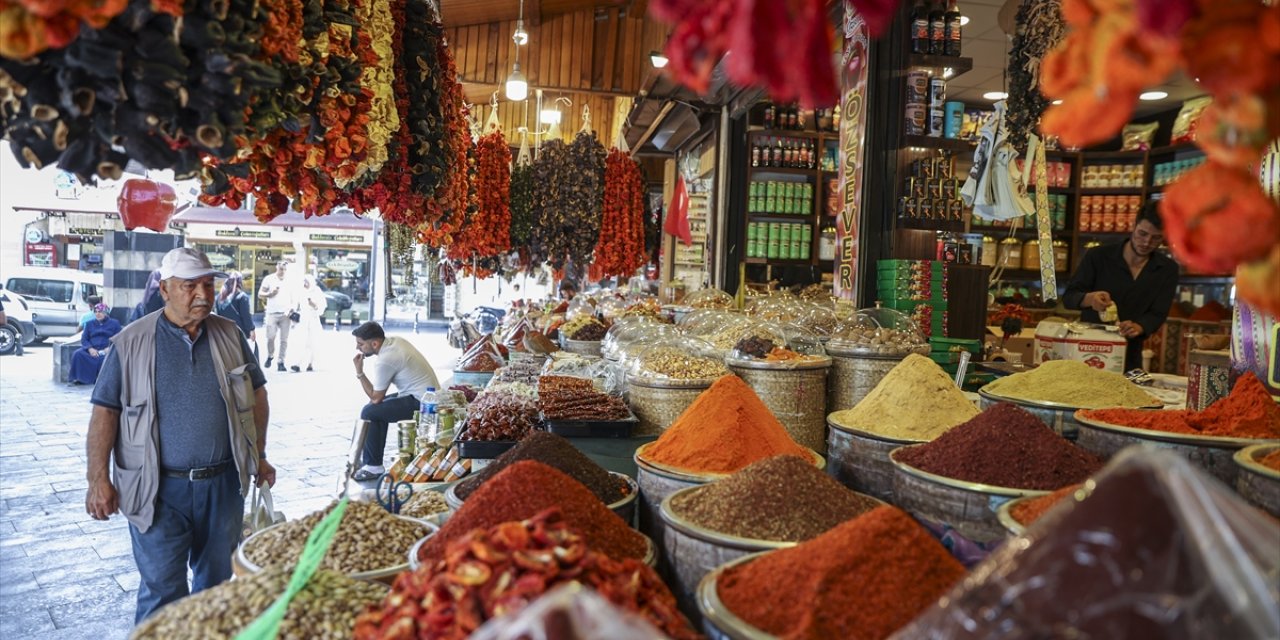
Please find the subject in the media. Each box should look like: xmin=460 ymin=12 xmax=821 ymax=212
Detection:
xmin=642 ymin=375 xmax=810 ymax=475
xmin=355 ymin=508 xmax=701 ymax=640
xmin=417 ymin=460 xmax=647 ymax=563
xmin=1260 ymin=450 xmax=1280 ymax=472
xmin=717 ymin=506 xmax=965 ymax=640
xmin=1010 ymin=483 xmax=1085 ymax=527
xmin=1081 ymin=372 xmax=1280 ymax=439
xmin=896 ymin=403 xmax=1105 ymax=491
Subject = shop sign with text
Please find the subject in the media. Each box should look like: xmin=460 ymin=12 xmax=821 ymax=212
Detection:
xmin=216 ymin=229 xmax=271 ymax=239
xmin=837 ymin=2 xmax=870 ymax=301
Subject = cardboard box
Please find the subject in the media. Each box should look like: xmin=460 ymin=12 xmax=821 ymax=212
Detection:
xmin=1034 ymin=320 xmax=1128 ymax=373
xmin=986 ymin=327 xmax=1036 ymax=364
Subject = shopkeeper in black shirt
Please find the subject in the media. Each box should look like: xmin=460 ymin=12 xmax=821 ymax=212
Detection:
xmin=1062 ymin=202 xmax=1179 ymax=371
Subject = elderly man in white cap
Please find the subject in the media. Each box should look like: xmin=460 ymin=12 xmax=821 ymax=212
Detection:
xmin=84 ymin=247 xmax=274 ymax=623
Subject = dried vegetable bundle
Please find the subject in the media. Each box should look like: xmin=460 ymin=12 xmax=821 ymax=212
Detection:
xmin=0 ymin=0 xmax=141 ymax=61
xmin=450 ymin=128 xmax=511 ymax=277
xmin=593 ymin=148 xmax=647 ymax=280
xmin=530 ymin=131 xmax=607 ymax=271
xmin=1039 ymin=0 xmax=1280 ymax=310
xmin=508 ymin=161 xmax=536 ymax=268
xmin=1004 ymin=0 xmax=1065 ymax=149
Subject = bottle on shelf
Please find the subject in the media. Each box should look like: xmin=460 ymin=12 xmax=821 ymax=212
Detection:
xmin=418 ymin=387 xmax=438 ymax=439
xmin=911 ymin=0 xmax=930 ymax=55
xmin=929 ymin=0 xmax=946 ymax=55
xmin=944 ymin=0 xmax=962 ymax=57
xmin=752 ymin=139 xmax=760 ymax=167
xmin=764 ymin=103 xmax=776 ymax=129
xmin=774 ymin=137 xmax=784 ymax=167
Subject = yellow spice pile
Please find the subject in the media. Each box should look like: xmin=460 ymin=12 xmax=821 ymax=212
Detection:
xmin=829 ymin=354 xmax=979 ymax=441
xmin=981 ymin=359 xmax=1161 ymax=409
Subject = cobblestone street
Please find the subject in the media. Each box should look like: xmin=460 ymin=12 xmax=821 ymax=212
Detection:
xmin=0 ymin=325 xmax=456 ymax=639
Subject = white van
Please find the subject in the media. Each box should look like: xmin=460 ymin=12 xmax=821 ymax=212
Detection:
xmin=0 ymin=288 xmax=38 ymax=355
xmin=3 ymin=267 xmax=103 ymax=340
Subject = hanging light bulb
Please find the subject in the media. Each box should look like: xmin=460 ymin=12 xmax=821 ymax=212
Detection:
xmin=506 ymin=61 xmax=528 ymax=101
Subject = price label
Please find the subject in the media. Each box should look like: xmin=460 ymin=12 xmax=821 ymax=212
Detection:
xmin=236 ymin=498 xmax=349 ymax=640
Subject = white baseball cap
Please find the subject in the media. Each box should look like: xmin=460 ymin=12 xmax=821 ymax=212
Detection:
xmin=159 ymin=247 xmax=228 ymax=280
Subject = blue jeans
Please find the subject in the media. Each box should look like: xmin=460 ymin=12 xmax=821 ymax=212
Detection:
xmin=129 ymin=465 xmax=244 ymax=624
xmin=360 ymin=392 xmax=419 ymax=467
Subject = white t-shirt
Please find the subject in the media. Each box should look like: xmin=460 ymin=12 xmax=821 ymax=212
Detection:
xmin=259 ymin=273 xmax=294 ymax=314
xmin=370 ymin=337 xmax=439 ymax=399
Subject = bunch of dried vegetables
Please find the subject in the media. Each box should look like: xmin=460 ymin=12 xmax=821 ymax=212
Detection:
xmin=594 ymin=148 xmax=647 ymax=279
xmin=449 ymin=129 xmax=511 ymax=273
xmin=508 ymin=161 xmax=536 ymax=268
xmin=1004 ymin=0 xmax=1065 ymax=150
xmin=530 ymin=131 xmax=606 ymax=271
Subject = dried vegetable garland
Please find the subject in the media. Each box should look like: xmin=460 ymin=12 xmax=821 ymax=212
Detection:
xmin=449 ymin=129 xmax=512 ymax=275
xmin=1004 ymin=0 xmax=1064 ymax=150
xmin=508 ymin=161 xmax=536 ymax=270
xmin=531 ymin=131 xmax=606 ymax=271
xmin=1039 ymin=0 xmax=1280 ymax=313
xmin=0 ymin=0 xmax=141 ymax=61
xmin=344 ymin=0 xmax=397 ymax=186
xmin=594 ymin=148 xmax=647 ymax=279
xmin=415 ymin=22 xmax=470 ymax=247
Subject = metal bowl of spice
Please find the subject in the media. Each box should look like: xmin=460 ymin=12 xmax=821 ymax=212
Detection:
xmin=445 ymin=471 xmax=639 ymax=527
xmin=825 ymin=421 xmax=926 ymax=502
xmin=695 ymin=552 xmax=778 ymax=640
xmin=1073 ymin=413 xmax=1280 ymax=487
xmin=1234 ymin=444 xmax=1280 ymax=517
xmin=888 ymin=446 xmax=1050 ymax=543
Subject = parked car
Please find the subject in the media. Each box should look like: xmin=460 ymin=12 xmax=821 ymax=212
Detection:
xmin=316 ymin=281 xmax=353 ymax=316
xmin=0 ymin=288 xmax=38 ymax=356
xmin=3 ymin=267 xmax=103 ymax=340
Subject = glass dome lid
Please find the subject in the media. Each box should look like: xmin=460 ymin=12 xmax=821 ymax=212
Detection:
xmin=826 ymin=304 xmax=929 ymax=356
xmin=727 ymin=321 xmax=828 ymax=362
xmin=629 ymin=336 xmax=727 ymax=381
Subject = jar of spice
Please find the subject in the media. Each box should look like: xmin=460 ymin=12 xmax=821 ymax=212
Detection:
xmin=1052 ymin=240 xmax=1069 ymax=271
xmin=999 ymin=238 xmax=1022 ymax=268
xmin=1021 ymin=239 xmax=1041 ymax=270
xmin=981 ymin=236 xmax=997 ymax=267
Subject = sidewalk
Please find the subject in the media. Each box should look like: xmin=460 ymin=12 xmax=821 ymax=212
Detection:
xmin=0 ymin=325 xmax=457 ymax=639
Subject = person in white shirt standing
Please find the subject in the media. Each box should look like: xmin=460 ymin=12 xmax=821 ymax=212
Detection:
xmin=288 ymin=274 xmax=327 ymax=373
xmin=350 ymin=321 xmax=440 ymax=481
xmin=258 ymin=261 xmax=294 ymax=372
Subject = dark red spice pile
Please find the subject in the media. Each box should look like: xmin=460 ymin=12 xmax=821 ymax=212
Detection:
xmin=418 ymin=460 xmax=646 ymax=563
xmin=454 ymin=431 xmax=628 ymax=504
xmin=717 ymin=506 xmax=965 ymax=640
xmin=896 ymin=402 xmax=1104 ymax=491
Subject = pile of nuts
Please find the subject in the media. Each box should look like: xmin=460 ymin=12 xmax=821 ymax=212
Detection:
xmin=130 ymin=567 xmax=387 ymax=640
xmin=461 ymin=390 xmax=540 ymax=441
xmin=635 ymin=347 xmax=728 ymax=380
xmin=353 ymin=508 xmax=701 ymax=640
xmin=562 ymin=316 xmax=607 ymax=341
xmin=242 ymin=500 xmax=430 ymax=575
xmin=398 ymin=490 xmax=450 ymax=519
xmin=827 ymin=326 xmax=928 ymax=356
xmin=706 ymin=323 xmax=762 ymax=352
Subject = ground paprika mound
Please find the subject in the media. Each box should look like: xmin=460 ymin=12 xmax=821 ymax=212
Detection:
xmin=716 ymin=505 xmax=965 ymax=640
xmin=1010 ymin=483 xmax=1085 ymax=527
xmin=1080 ymin=372 xmax=1280 ymax=439
xmin=895 ymin=403 xmax=1105 ymax=491
xmin=640 ymin=375 xmax=810 ymax=474
xmin=1260 ymin=449 xmax=1280 ymax=472
xmin=418 ymin=460 xmax=647 ymax=563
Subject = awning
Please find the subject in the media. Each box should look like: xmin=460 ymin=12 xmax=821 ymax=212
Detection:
xmin=173 ymin=206 xmax=374 ymax=230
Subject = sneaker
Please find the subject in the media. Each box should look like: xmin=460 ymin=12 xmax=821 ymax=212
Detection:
xmin=264 ymin=356 xmax=273 ymax=368
xmin=351 ymin=467 xmax=384 ymax=482
xmin=277 ymin=362 xmax=286 ymax=372
xmin=306 ymin=366 xmax=314 ymax=372
xmin=290 ymin=365 xmax=300 ymax=372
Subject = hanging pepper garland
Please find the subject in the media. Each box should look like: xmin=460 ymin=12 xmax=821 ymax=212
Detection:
xmin=509 ymin=161 xmax=536 ymax=267
xmin=1039 ymin=0 xmax=1280 ymax=314
xmin=450 ymin=127 xmax=512 ymax=270
xmin=594 ymin=148 xmax=647 ymax=279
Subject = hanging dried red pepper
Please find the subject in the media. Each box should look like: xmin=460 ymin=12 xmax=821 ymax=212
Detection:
xmin=594 ymin=148 xmax=647 ymax=279
xmin=450 ymin=128 xmax=512 ymax=273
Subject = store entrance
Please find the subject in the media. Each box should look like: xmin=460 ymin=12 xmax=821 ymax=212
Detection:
xmin=193 ymin=242 xmax=292 ymax=313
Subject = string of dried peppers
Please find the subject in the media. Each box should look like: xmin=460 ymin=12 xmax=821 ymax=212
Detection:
xmin=1039 ymin=0 xmax=1280 ymax=315
xmin=594 ymin=148 xmax=647 ymax=279
xmin=530 ymin=132 xmax=607 ymax=271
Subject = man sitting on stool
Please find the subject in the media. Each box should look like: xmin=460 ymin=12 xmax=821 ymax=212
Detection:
xmin=350 ymin=321 xmax=440 ymax=481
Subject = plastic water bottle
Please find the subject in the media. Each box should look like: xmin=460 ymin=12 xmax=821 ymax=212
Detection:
xmin=419 ymin=387 xmax=438 ymax=439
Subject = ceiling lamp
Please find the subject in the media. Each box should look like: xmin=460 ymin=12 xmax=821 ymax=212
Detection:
xmin=506 ymin=61 xmax=528 ymax=101
xmin=650 ymin=51 xmax=669 ymax=68
xmin=540 ymin=108 xmax=561 ymax=125
xmin=1139 ymin=90 xmax=1168 ymax=101
xmin=982 ymin=91 xmax=1008 ymax=100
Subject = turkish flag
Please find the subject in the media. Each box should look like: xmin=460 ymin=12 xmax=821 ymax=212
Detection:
xmin=664 ymin=176 xmax=693 ymax=246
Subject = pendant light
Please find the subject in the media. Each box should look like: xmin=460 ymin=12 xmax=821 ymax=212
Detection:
xmin=505 ymin=0 xmax=529 ymax=101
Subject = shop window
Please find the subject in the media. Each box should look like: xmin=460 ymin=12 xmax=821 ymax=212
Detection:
xmin=309 ymin=248 xmax=369 ymax=304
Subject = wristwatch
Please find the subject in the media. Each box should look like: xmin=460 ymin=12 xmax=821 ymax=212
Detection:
xmin=356 ymin=372 xmax=367 ymax=380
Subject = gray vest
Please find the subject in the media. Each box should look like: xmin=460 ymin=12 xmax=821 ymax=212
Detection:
xmin=109 ymin=311 xmax=259 ymax=532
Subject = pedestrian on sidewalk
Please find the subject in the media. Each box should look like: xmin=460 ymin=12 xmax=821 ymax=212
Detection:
xmin=69 ymin=303 xmax=121 ymax=385
xmin=84 ymin=247 xmax=274 ymax=624
xmin=215 ymin=271 xmax=257 ymax=356
xmin=129 ymin=270 xmax=164 ymax=323
xmin=289 ymin=274 xmax=326 ymax=372
xmin=350 ymin=321 xmax=439 ymax=481
xmin=258 ymin=260 xmax=294 ymax=371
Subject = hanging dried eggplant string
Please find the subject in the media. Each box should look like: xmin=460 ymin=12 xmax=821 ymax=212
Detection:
xmin=1004 ymin=0 xmax=1065 ymax=150
xmin=388 ymin=221 xmax=417 ymax=288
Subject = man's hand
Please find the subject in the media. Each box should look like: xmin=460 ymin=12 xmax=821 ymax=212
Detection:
xmin=1117 ymin=320 xmax=1143 ymax=339
xmin=85 ymin=478 xmax=118 ymax=521
xmin=1082 ymin=291 xmax=1114 ymax=312
xmin=256 ymin=458 xmax=277 ymax=488
xmin=353 ymin=353 xmax=365 ymax=373
xmin=89 ymin=348 xmax=99 ymax=358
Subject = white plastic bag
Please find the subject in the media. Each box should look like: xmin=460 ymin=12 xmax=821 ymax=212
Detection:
xmin=242 ymin=483 xmax=285 ymax=540
xmin=468 ymin=584 xmax=675 ymax=640
xmin=891 ymin=446 xmax=1280 ymax=639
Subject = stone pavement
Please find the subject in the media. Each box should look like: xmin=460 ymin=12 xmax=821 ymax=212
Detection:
xmin=0 ymin=325 xmax=458 ymax=639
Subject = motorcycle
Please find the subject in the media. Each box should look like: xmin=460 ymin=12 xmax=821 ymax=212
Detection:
xmin=447 ymin=305 xmax=507 ymax=349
